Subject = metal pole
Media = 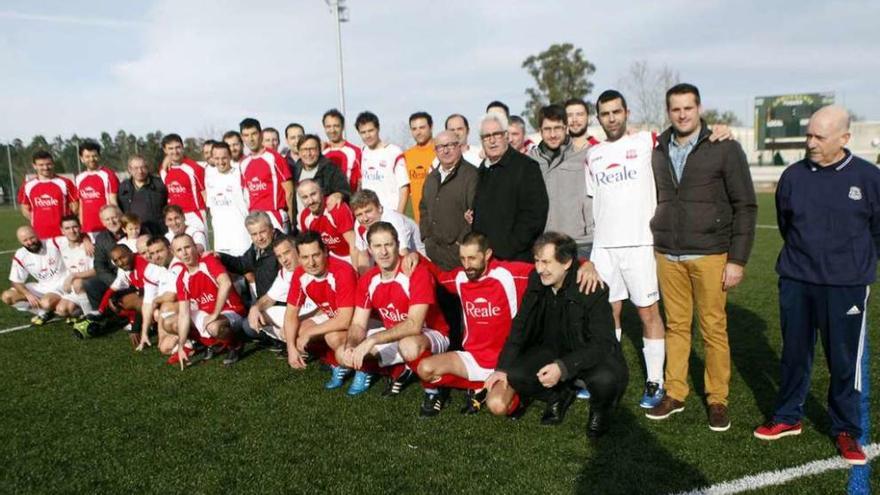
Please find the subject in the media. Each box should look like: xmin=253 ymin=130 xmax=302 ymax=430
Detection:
xmin=76 ymin=142 xmax=81 ymax=174
xmin=334 ymin=2 xmax=346 ymax=117
xmin=6 ymin=143 xmax=16 ymax=208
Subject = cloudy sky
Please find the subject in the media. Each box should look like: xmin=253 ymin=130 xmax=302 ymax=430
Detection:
xmin=1 ymin=0 xmax=877 ymax=144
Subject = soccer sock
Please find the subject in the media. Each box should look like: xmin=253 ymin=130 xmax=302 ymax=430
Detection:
xmin=406 ymin=350 xmax=435 ymax=389
xmin=643 ymin=338 xmax=665 ymax=385
xmin=430 ymin=374 xmax=484 ymax=390
xmin=507 ymin=393 xmax=521 ymax=415
xmin=615 ymin=328 xmax=622 ymax=342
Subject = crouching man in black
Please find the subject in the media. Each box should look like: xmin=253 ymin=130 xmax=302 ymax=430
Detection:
xmin=485 ymin=232 xmax=628 ymax=438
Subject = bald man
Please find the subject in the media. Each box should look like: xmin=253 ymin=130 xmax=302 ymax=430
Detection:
xmin=2 ymin=226 xmax=68 ymax=324
xmin=753 ymin=106 xmax=879 ymax=466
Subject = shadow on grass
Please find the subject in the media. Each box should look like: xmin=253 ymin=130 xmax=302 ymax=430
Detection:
xmin=574 ymin=407 xmax=709 ymax=494
xmin=727 ymin=302 xmax=830 ymax=435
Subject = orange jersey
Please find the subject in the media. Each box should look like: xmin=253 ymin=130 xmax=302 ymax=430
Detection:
xmin=403 ymin=142 xmax=437 ymax=223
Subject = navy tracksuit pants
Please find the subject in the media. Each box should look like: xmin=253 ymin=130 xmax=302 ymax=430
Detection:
xmin=774 ymin=277 xmax=870 ymax=436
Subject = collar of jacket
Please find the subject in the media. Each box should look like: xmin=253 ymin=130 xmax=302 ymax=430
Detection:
xmin=432 ymin=158 xmax=462 ymax=179
xmin=296 ymin=156 xmax=332 ymax=174
xmin=525 ymin=264 xmax=580 ymax=300
xmin=656 ymin=118 xmax=711 ymax=153
xmin=536 ymin=137 xmax=573 ymax=161
xmin=129 ymin=175 xmax=160 ymax=189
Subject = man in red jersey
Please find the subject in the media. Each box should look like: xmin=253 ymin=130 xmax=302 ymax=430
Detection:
xmin=415 ymin=232 xmax=532 ymax=415
xmin=322 ymin=108 xmax=362 ymax=191
xmin=297 ymin=179 xmax=355 ymax=266
xmin=341 ymin=222 xmax=451 ymax=416
xmin=160 ymin=133 xmax=207 ymax=233
xmin=75 ymin=141 xmax=119 ymax=237
xmin=284 ymin=232 xmax=358 ymax=384
xmin=173 ymin=234 xmax=246 ymax=368
xmin=101 ymin=241 xmax=153 ymax=347
xmin=18 ymin=150 xmax=79 ymax=240
xmin=239 ymin=118 xmax=295 ymax=232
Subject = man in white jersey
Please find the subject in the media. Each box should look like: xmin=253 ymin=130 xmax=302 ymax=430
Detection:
xmin=355 ymin=111 xmax=410 ymax=214
xmin=349 ymin=189 xmax=424 ymax=273
xmin=586 ymin=89 xmax=666 ymax=409
xmin=163 ymin=204 xmax=208 ymax=253
xmin=223 ymin=131 xmax=244 ymax=168
xmin=54 ymin=215 xmax=96 ymax=318
xmin=205 ymin=142 xmax=251 ymax=255
xmin=136 ymin=236 xmax=185 ymax=354
xmin=2 ymin=226 xmax=67 ymax=325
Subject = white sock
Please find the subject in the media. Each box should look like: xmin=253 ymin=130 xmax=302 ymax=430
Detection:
xmin=12 ymin=301 xmax=31 ymax=312
xmin=643 ymin=338 xmax=665 ymax=385
xmin=615 ymin=328 xmax=622 ymax=342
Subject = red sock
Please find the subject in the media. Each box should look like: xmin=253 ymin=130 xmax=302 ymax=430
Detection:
xmin=507 ymin=393 xmax=521 ymax=415
xmin=97 ymin=289 xmax=114 ymax=312
xmin=357 ymin=359 xmax=383 ymax=375
xmin=406 ymin=351 xmax=434 ymax=388
xmin=430 ymin=374 xmax=484 ymax=390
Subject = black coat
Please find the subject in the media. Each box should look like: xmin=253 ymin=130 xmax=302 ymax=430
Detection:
xmin=117 ymin=175 xmax=168 ymax=236
xmin=472 ymin=147 xmax=548 ymax=262
xmin=496 ymin=266 xmax=619 ymax=381
xmin=289 ymin=155 xmax=352 ymax=219
xmin=218 ymin=229 xmax=284 ymax=298
xmin=93 ymin=228 xmax=125 ymax=285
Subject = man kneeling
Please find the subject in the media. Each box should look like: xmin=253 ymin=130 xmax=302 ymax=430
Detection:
xmin=485 ymin=232 xmax=628 ymax=438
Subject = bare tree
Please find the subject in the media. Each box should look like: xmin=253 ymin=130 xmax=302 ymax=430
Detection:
xmin=618 ymin=61 xmax=680 ymax=130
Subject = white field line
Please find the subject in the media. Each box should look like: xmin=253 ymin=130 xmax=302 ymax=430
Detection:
xmin=756 ymin=224 xmax=777 ymax=229
xmin=0 ymin=249 xmax=15 ymax=254
xmin=671 ymin=442 xmax=879 ymax=495
xmin=0 ymin=324 xmax=32 ymax=335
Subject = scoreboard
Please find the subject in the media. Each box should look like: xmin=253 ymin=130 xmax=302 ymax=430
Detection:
xmin=754 ymin=92 xmax=835 ymax=150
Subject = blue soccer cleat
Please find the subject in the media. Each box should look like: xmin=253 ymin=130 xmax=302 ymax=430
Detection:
xmin=576 ymin=388 xmax=591 ymax=400
xmin=325 ymin=366 xmax=352 ymax=390
xmin=639 ymin=381 xmax=665 ymax=409
xmin=346 ymin=370 xmax=374 ymax=396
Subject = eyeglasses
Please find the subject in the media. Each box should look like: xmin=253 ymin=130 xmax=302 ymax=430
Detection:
xmin=435 ymin=143 xmax=459 ymax=152
xmin=480 ymin=131 xmax=507 ymax=142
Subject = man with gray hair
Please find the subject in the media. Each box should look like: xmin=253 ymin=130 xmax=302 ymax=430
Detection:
xmin=218 ymin=210 xmax=285 ymax=301
xmin=470 ymin=112 xmax=548 ymax=262
xmin=84 ymin=204 xmax=127 ymax=308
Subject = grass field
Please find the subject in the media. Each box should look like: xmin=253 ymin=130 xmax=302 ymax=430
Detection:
xmin=0 ymin=194 xmax=876 ymax=494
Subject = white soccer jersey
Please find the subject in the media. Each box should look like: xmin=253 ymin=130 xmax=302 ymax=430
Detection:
xmin=143 ymin=260 xmax=184 ymax=304
xmin=586 ymin=131 xmax=657 ymax=248
xmin=9 ymin=239 xmax=67 ymax=287
xmin=205 ymin=166 xmax=251 ymax=256
xmin=354 ymin=209 xmax=425 ymax=256
xmin=165 ymin=226 xmax=208 ymax=252
xmin=360 ymin=143 xmax=409 ymax=212
xmin=54 ymin=236 xmax=94 ymax=275
xmin=265 ymin=267 xmax=319 ymax=315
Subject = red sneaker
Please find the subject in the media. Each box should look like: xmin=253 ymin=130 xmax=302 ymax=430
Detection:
xmin=836 ymin=432 xmax=867 ymax=466
xmin=165 ymin=341 xmax=194 ymax=366
xmin=753 ymin=420 xmax=802 ymax=440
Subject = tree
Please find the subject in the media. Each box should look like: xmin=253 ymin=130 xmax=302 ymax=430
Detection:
xmin=703 ymin=109 xmax=742 ymax=126
xmin=521 ymin=43 xmax=596 ymax=129
xmin=618 ymin=61 xmax=680 ymax=130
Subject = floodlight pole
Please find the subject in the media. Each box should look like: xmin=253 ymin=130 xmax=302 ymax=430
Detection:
xmin=326 ymin=0 xmax=349 ymax=117
xmin=6 ymin=143 xmax=16 ymax=208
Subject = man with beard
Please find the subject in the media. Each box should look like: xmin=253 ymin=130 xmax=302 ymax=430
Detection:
xmin=404 ymin=111 xmax=437 ymax=223
xmin=297 ymin=180 xmax=356 ymax=266
xmin=160 ymin=133 xmax=207 ymax=233
xmin=290 ymin=134 xmax=350 ymax=219
xmin=205 ymin=142 xmax=251 ymax=256
xmin=322 ymin=108 xmax=362 ymax=191
xmin=239 ymin=118 xmax=295 ymax=232
xmin=2 ymin=226 xmax=67 ymax=325
xmin=565 ymin=98 xmax=600 ymax=151
xmin=75 ymin=141 xmax=119 ymax=237
xmin=223 ymin=131 xmax=245 ymax=168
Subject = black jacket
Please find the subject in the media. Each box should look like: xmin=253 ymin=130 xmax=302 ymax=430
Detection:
xmin=496 ymin=266 xmax=619 ymax=381
xmin=289 ymin=155 xmax=351 ymax=216
xmin=93 ymin=228 xmax=125 ymax=286
xmin=118 ymin=175 xmax=168 ymax=236
xmin=218 ymin=229 xmax=283 ymax=298
xmin=651 ymin=122 xmax=757 ymax=265
xmin=472 ymin=147 xmax=548 ymax=262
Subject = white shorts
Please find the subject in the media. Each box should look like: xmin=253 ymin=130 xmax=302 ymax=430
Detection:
xmin=366 ymin=327 xmax=449 ymax=367
xmin=24 ymin=282 xmax=65 ymax=298
xmin=590 ymin=245 xmax=660 ymax=307
xmin=454 ymin=351 xmax=494 ymax=382
xmin=192 ymin=309 xmax=243 ymax=339
xmin=266 ymin=209 xmax=290 ymax=233
xmin=185 ymin=211 xmax=208 ymax=234
xmin=61 ymin=291 xmax=93 ymax=313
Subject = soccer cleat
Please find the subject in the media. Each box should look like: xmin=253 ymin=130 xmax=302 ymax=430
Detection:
xmin=222 ymin=346 xmax=242 ymax=367
xmin=325 ymin=366 xmax=352 ymax=390
xmin=382 ymin=367 xmax=415 ymax=398
xmin=460 ymin=389 xmax=488 ymax=415
xmin=419 ymin=389 xmax=451 ymax=418
xmin=71 ymin=319 xmax=93 ymax=339
xmin=753 ymin=420 xmax=802 ymax=440
xmin=645 ymin=396 xmax=685 ymax=420
xmin=347 ymin=371 xmax=374 ymax=396
xmin=576 ymin=388 xmax=591 ymax=400
xmin=31 ymin=311 xmax=53 ymax=326
xmin=835 ymin=432 xmax=867 ymax=465
xmin=639 ymin=381 xmax=665 ymax=409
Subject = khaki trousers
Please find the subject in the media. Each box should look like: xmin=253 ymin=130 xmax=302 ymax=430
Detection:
xmin=655 ymin=253 xmax=730 ymax=406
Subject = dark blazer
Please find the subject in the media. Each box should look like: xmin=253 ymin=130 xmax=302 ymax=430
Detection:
xmin=472 ymin=147 xmax=548 ymax=262
xmin=651 ymin=122 xmax=758 ymax=265
xmin=496 ymin=267 xmax=619 ymax=381
xmin=218 ymin=229 xmax=284 ymax=298
xmin=419 ymin=159 xmax=478 ymax=271
xmin=289 ymin=155 xmax=351 ymax=216
xmin=93 ymin=228 xmax=125 ymax=285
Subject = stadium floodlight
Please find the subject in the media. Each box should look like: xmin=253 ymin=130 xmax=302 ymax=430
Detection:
xmin=325 ymin=0 xmax=349 ymax=117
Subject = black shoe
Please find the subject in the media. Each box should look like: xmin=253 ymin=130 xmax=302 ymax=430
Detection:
xmin=275 ymin=348 xmax=289 ymax=360
xmin=587 ymin=407 xmax=611 ymax=438
xmin=222 ymin=346 xmax=242 ymax=367
xmin=382 ymin=367 xmax=415 ymax=398
xmin=419 ymin=389 xmax=450 ymax=418
xmin=460 ymin=389 xmax=488 ymax=415
xmin=541 ymin=388 xmax=577 ymax=426
xmin=508 ymin=398 xmax=532 ymax=421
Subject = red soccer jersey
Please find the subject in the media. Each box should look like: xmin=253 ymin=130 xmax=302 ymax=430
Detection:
xmin=176 ymin=253 xmax=245 ymax=315
xmin=298 ymin=200 xmax=355 ymax=261
xmin=287 ymin=257 xmax=358 ymax=318
xmin=434 ymin=259 xmax=532 ymax=368
xmin=161 ymin=157 xmax=206 ymax=213
xmin=357 ymin=262 xmax=449 ymax=335
xmin=323 ymin=140 xmax=362 ymax=191
xmin=18 ymin=176 xmax=78 ymax=239
xmin=239 ymin=148 xmax=292 ymax=218
xmin=76 ymin=166 xmax=120 ymax=233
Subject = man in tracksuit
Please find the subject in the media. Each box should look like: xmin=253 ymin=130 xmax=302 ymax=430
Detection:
xmin=753 ymin=105 xmax=880 ymax=466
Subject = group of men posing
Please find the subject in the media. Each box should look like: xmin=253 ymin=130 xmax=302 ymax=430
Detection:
xmin=3 ymin=83 xmax=876 ymax=463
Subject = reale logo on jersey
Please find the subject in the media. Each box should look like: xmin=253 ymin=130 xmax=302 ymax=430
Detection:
xmin=196 ymin=292 xmax=216 ymax=306
xmin=595 ymin=164 xmax=638 ymax=185
xmin=378 ymin=303 xmax=407 ymax=323
xmin=320 ymin=232 xmax=343 ymax=246
xmin=167 ymin=182 xmax=187 ymax=194
xmin=248 ymin=177 xmax=269 ymax=192
xmin=33 ymin=194 xmax=60 ymax=208
xmin=79 ymin=186 xmax=102 ymax=200
xmin=362 ymin=169 xmax=382 ymax=181
xmin=464 ymin=297 xmax=502 ymax=320
xmin=319 ymin=302 xmax=338 ymax=318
